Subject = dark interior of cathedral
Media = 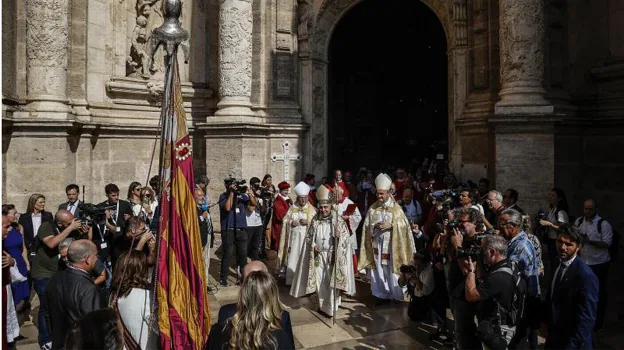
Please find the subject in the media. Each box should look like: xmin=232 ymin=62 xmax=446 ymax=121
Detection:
xmin=328 ymin=0 xmax=448 ymax=174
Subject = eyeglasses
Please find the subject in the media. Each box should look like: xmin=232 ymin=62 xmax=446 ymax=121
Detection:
xmin=499 ymin=222 xmax=514 ymax=227
xmin=134 ymin=188 xmax=141 ymax=192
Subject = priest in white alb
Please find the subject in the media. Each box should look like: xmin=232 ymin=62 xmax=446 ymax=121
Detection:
xmin=331 ymin=185 xmax=362 ymax=275
xmin=359 ymin=173 xmax=415 ymax=303
xmin=277 ymin=181 xmax=317 ymax=285
xmin=290 ymin=185 xmax=356 ymax=317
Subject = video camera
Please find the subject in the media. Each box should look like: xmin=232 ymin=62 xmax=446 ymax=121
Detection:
xmin=77 ymin=203 xmax=117 ymax=226
xmin=252 ymin=182 xmax=274 ymax=200
xmin=224 ymin=176 xmax=248 ymax=195
xmin=432 ymin=189 xmax=460 ymax=214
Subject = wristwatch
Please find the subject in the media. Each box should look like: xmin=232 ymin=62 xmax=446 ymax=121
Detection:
xmin=468 ymin=269 xmax=475 ymax=274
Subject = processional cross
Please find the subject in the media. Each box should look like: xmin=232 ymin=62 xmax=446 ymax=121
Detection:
xmin=271 ymin=141 xmax=301 ymax=182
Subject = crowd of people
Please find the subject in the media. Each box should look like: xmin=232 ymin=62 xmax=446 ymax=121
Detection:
xmin=1 ymin=160 xmax=617 ymax=349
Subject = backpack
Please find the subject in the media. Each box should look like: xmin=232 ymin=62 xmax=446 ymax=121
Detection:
xmin=491 ymin=261 xmax=527 ymax=327
xmin=574 ymin=217 xmax=621 ymax=263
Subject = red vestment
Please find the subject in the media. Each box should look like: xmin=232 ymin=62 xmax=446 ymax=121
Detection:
xmin=271 ymin=195 xmax=291 ymax=250
xmin=307 ymin=190 xmax=317 ymax=208
xmin=392 ymin=176 xmax=413 ymax=200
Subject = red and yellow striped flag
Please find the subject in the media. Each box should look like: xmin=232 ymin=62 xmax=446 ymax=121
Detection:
xmin=156 ymin=56 xmax=210 ymax=349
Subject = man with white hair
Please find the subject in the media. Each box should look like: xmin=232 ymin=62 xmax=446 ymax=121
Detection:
xmin=277 ymin=181 xmax=317 ymax=285
xmin=359 ymin=173 xmax=415 ymax=303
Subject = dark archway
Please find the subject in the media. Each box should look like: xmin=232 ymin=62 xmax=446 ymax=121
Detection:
xmin=328 ymin=0 xmax=448 ymax=175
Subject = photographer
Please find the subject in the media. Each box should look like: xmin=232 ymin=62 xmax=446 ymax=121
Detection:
xmin=398 ymin=249 xmax=434 ymax=322
xmin=219 ymin=178 xmax=257 ymax=286
xmin=30 ymin=209 xmax=90 ymax=349
xmin=447 ymin=208 xmax=483 ymax=349
xmin=464 ymin=235 xmax=525 ymax=350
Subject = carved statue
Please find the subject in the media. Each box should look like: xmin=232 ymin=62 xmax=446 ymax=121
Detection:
xmin=127 ymin=0 xmax=177 ymax=78
xmin=127 ymin=15 xmax=150 ymax=78
xmin=297 ymin=0 xmax=313 ymax=40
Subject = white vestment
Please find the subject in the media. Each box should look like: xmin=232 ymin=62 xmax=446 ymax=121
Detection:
xmin=367 ymin=201 xmax=409 ymax=301
xmin=278 ymin=204 xmax=316 ymax=285
xmin=337 ymin=198 xmax=362 ymax=256
xmin=314 ymin=221 xmax=340 ymax=316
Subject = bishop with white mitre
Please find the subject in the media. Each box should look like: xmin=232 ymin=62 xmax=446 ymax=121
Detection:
xmin=290 ymin=185 xmax=356 ymax=317
xmin=359 ymin=173 xmax=415 ymax=302
xmin=277 ymin=181 xmax=317 ymax=285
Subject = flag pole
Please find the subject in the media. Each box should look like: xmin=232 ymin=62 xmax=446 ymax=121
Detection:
xmin=147 ymin=1 xmax=190 ymax=349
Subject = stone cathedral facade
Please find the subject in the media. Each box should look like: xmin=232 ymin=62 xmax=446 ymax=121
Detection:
xmin=2 ymin=0 xmax=624 ymax=225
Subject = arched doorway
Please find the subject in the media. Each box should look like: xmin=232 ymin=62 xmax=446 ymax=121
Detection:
xmin=327 ymin=0 xmax=448 ymax=175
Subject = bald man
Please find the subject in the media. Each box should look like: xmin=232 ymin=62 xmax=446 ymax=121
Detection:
xmin=216 ymin=261 xmax=294 ymax=345
xmin=30 ymin=209 xmax=91 ymax=349
xmin=44 ymin=239 xmax=105 ymax=349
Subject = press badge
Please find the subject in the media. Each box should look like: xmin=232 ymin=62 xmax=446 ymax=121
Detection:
xmin=100 ymin=242 xmax=108 ymax=249
xmin=235 ymin=208 xmax=240 ymax=214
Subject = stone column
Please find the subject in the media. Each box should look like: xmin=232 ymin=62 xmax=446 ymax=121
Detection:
xmin=491 ymin=0 xmax=558 ymax=216
xmin=25 ymin=0 xmax=71 ymax=117
xmin=215 ymin=0 xmax=255 ymax=119
xmin=495 ymin=0 xmax=553 ymax=115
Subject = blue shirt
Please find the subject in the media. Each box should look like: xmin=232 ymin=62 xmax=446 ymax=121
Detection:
xmin=508 ymin=231 xmax=541 ymax=297
xmin=219 ymin=193 xmax=249 ymax=230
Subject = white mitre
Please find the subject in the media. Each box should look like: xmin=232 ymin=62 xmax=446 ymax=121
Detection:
xmin=375 ymin=173 xmax=392 ymax=191
xmin=294 ymin=181 xmax=310 ymax=197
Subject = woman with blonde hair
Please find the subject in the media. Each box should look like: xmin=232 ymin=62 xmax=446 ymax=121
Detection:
xmin=207 ymin=270 xmax=295 ymax=349
xmin=17 ymin=193 xmax=53 ymax=260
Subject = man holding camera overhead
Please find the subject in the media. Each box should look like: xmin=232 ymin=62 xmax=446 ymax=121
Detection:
xmin=447 ymin=208 xmax=484 ymax=349
xmin=219 ymin=177 xmax=257 ymax=287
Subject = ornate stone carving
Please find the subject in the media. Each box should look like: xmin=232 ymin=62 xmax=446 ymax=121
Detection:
xmin=127 ymin=0 xmax=171 ymax=78
xmin=452 ymin=0 xmax=467 ymax=47
xmin=26 ymin=0 xmax=69 ymax=97
xmin=218 ymin=1 xmax=253 ymax=99
xmin=312 ymin=133 xmax=324 ymax=164
xmin=26 ymin=0 xmax=68 ymax=69
xmin=499 ymin=0 xmax=545 ymax=84
xmin=497 ymin=0 xmax=552 ymax=112
xmin=297 ymin=0 xmax=313 ymax=40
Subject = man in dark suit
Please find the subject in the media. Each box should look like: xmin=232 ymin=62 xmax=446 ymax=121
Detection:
xmin=58 ymin=184 xmax=82 ymax=219
xmin=216 ymin=261 xmax=294 ymax=342
xmin=93 ymin=184 xmax=133 ymax=282
xmin=545 ymin=224 xmax=598 ymax=350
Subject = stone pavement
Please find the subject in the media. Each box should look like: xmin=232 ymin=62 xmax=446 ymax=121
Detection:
xmin=15 ymin=241 xmax=624 ymax=350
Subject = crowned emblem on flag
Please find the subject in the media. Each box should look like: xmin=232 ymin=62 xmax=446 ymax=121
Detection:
xmin=175 ymin=142 xmax=192 ymax=161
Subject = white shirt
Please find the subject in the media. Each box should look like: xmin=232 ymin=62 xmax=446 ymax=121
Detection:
xmin=118 ymin=288 xmax=157 ymax=350
xmin=245 ymin=198 xmax=263 ymax=227
xmin=66 ymin=200 xmax=80 ymax=216
xmin=579 ymin=215 xmax=612 ymax=265
xmin=409 ymin=264 xmax=434 ymax=297
xmin=551 ymin=254 xmax=577 ymax=292
xmin=547 ymin=208 xmax=569 ymax=239
xmin=31 ymin=213 xmax=42 ymax=237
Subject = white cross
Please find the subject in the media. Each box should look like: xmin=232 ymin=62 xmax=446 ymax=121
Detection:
xmin=271 ymin=141 xmax=301 ymax=183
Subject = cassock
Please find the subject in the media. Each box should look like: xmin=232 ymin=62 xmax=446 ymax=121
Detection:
xmin=278 ymin=202 xmax=317 ymax=285
xmin=359 ymin=174 xmax=415 ymax=301
xmin=336 ymin=198 xmax=362 ymax=274
xmin=271 ymin=193 xmax=291 ymax=251
xmin=290 ymin=211 xmax=356 ymax=316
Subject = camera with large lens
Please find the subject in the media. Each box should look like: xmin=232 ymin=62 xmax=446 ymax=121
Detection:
xmin=78 ymin=203 xmax=117 ymax=226
xmin=399 ymin=264 xmax=416 ymax=274
xmin=457 ymin=246 xmax=482 ymax=260
xmin=448 ymin=218 xmax=461 ymax=230
xmin=224 ymin=176 xmax=248 ymax=195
